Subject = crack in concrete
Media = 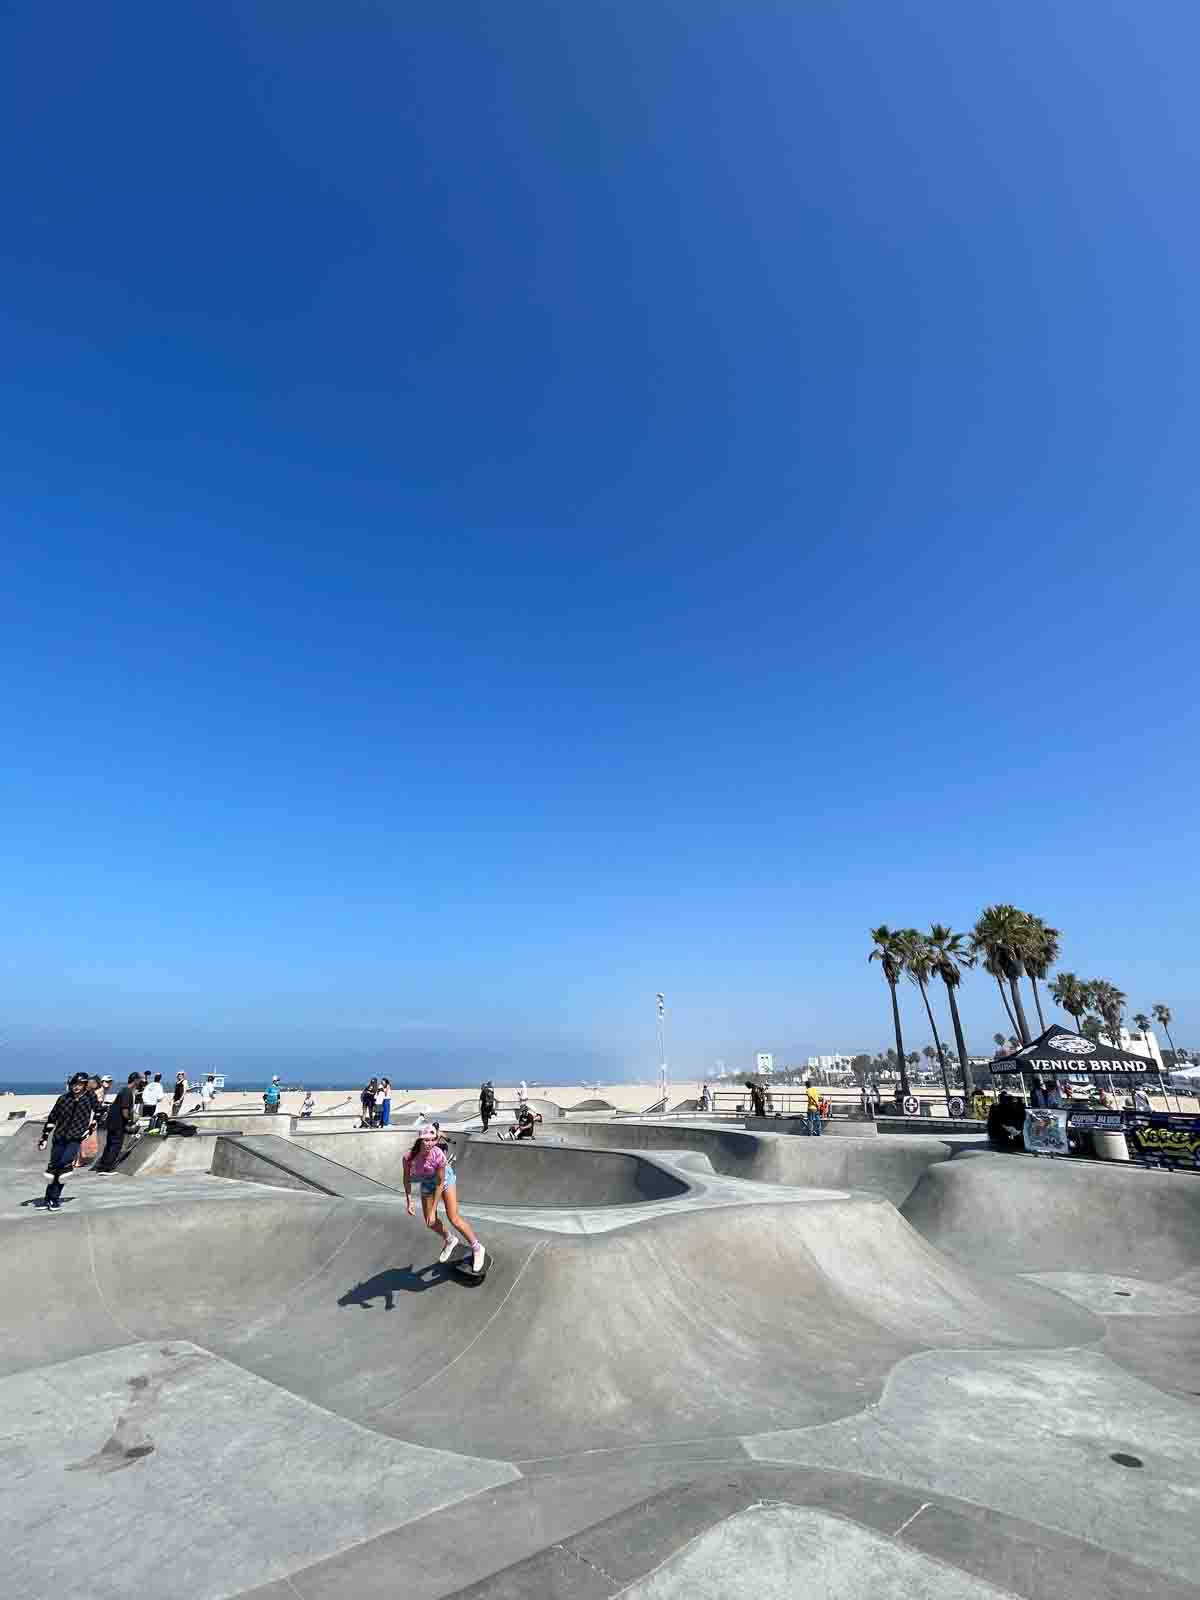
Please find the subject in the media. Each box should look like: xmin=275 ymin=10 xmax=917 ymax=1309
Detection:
xmin=554 ymin=1541 xmax=619 ymax=1589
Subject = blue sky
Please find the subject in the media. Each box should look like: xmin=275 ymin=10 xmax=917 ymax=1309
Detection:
xmin=2 ymin=1 xmax=1197 ymax=1083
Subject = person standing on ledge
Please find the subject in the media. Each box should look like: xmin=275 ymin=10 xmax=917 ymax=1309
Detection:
xmin=171 ymin=1072 xmax=188 ymax=1120
xmin=478 ymin=1080 xmax=496 ymax=1132
xmin=377 ymin=1079 xmax=392 ymax=1127
xmin=37 ymin=1073 xmax=95 ymax=1210
xmin=94 ymin=1072 xmax=145 ymax=1173
xmin=806 ymin=1079 xmax=823 ymax=1136
xmin=264 ymin=1076 xmax=281 ymax=1115
xmin=403 ymin=1123 xmax=486 ymax=1272
xmin=746 ymin=1081 xmax=766 ymax=1118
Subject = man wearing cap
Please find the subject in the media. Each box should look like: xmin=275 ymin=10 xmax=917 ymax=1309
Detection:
xmin=38 ymin=1075 xmax=95 ymax=1210
xmin=94 ymin=1072 xmax=145 ymax=1173
xmin=264 ymin=1076 xmax=282 ymax=1115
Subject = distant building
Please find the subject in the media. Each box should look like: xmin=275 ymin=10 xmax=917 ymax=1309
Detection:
xmin=755 ymin=1052 xmax=774 ymax=1074
xmin=1117 ymin=1027 xmax=1164 ymax=1068
xmin=806 ymin=1054 xmax=853 ymax=1073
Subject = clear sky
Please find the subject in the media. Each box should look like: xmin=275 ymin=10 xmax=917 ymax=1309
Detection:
xmin=2 ymin=2 xmax=1197 ymax=1083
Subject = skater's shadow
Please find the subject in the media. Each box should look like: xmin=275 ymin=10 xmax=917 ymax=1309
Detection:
xmin=337 ymin=1264 xmax=444 ymax=1309
xmin=21 ymin=1197 xmax=78 ymax=1209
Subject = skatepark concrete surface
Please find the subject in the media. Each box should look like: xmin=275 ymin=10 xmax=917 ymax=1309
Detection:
xmin=1 ymin=1120 xmax=1198 ymax=1600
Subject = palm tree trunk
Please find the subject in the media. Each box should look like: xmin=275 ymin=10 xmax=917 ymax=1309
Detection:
xmin=1008 ymin=977 xmax=1032 ymax=1044
xmin=1160 ymin=1024 xmax=1182 ymax=1112
xmin=915 ymin=979 xmax=953 ymax=1108
xmin=995 ymin=977 xmax=1017 ymax=1033
xmin=1029 ymin=975 xmax=1046 ymax=1032
xmin=889 ymin=980 xmax=910 ymax=1099
xmin=943 ymin=979 xmax=975 ymax=1102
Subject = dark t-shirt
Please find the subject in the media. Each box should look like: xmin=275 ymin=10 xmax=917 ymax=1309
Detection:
xmin=107 ymin=1085 xmax=137 ymax=1131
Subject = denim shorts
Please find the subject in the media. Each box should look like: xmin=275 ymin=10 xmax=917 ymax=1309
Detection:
xmin=420 ymin=1166 xmax=456 ymax=1194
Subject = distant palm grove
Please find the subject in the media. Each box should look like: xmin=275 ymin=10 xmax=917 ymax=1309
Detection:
xmin=867 ymin=907 xmax=1185 ymax=1101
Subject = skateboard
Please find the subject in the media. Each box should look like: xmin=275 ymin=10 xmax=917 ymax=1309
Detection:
xmin=447 ymin=1249 xmax=492 ymax=1283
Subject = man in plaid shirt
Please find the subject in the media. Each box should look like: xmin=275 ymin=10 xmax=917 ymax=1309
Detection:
xmin=38 ymin=1073 xmax=96 ymax=1211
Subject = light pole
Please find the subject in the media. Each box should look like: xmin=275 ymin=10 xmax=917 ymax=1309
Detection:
xmin=656 ymin=993 xmax=668 ymax=1113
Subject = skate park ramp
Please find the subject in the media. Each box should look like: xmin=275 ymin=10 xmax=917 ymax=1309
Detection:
xmin=0 ymin=1121 xmax=46 ymax=1169
xmin=438 ymin=1095 xmax=564 ymax=1122
xmin=219 ymin=1128 xmax=692 ymax=1207
xmin=3 ymin=1129 xmax=1200 ymax=1600
xmin=538 ymin=1117 xmax=959 ymax=1206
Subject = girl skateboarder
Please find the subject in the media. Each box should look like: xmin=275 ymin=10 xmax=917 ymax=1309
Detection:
xmin=403 ymin=1123 xmax=486 ymax=1273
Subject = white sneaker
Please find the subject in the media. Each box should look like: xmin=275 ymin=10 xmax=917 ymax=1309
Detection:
xmin=438 ymin=1232 xmax=461 ymax=1263
xmin=471 ymin=1241 xmax=486 ymax=1273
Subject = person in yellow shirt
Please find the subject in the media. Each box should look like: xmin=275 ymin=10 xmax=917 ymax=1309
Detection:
xmin=805 ymin=1080 xmax=822 ymax=1137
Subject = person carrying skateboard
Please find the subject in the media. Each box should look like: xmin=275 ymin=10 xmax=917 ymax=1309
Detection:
xmin=403 ymin=1123 xmax=486 ymax=1273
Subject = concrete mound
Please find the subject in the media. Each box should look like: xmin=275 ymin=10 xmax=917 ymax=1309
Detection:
xmin=901 ymin=1152 xmax=1200 ymax=1278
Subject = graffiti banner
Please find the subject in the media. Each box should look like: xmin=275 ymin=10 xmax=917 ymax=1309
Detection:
xmin=1126 ymin=1117 xmax=1200 ymax=1171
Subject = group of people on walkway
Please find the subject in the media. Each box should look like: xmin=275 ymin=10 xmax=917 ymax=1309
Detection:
xmin=37 ymin=1070 xmax=151 ymax=1208
xmin=359 ymin=1077 xmax=393 ymax=1127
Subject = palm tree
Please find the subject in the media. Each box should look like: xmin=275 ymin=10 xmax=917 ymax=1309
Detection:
xmin=1023 ymin=917 xmax=1060 ymax=1032
xmin=992 ymin=1032 xmax=1007 ymax=1055
xmin=926 ymin=923 xmax=976 ymax=1102
xmin=922 ymin=1045 xmax=936 ymax=1069
xmin=1081 ymin=1016 xmax=1103 ymax=1044
xmin=971 ymin=905 xmax=1034 ymax=1043
xmin=1049 ymin=972 xmax=1089 ymax=1032
xmin=1090 ymin=980 xmax=1126 ymax=1047
xmin=897 ymin=930 xmax=954 ymax=1107
xmin=981 ymin=949 xmax=1020 ymax=1034
xmin=1153 ymin=1004 xmax=1180 ymax=1068
xmin=869 ymin=926 xmax=911 ymax=1097
xmin=1133 ymin=1011 xmax=1152 ymax=1042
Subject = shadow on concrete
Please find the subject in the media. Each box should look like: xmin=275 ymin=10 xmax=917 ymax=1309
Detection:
xmin=337 ymin=1264 xmax=451 ymax=1308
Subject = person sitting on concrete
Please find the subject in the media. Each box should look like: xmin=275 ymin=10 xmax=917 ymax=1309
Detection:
xmin=503 ymin=1104 xmax=541 ymax=1141
xmin=37 ymin=1073 xmax=95 ymax=1210
xmin=986 ymin=1090 xmax=1025 ymax=1151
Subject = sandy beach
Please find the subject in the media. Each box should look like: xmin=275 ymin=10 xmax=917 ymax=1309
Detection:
xmin=3 ymin=1077 xmax=1194 ymax=1131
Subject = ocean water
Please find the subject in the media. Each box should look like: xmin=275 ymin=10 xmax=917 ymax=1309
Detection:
xmin=0 ymin=1079 xmax=421 ymax=1097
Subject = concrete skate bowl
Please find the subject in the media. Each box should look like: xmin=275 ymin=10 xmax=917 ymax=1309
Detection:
xmin=567 ymin=1096 xmax=617 ymax=1111
xmin=215 ymin=1128 xmax=692 ymax=1208
xmin=0 ymin=1189 xmax=1097 ymax=1464
xmin=540 ymin=1119 xmax=959 ymax=1206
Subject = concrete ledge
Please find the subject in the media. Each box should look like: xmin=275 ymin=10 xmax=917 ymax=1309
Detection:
xmin=877 ymin=1115 xmax=985 ymax=1136
xmin=743 ymin=1116 xmax=877 ymax=1138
